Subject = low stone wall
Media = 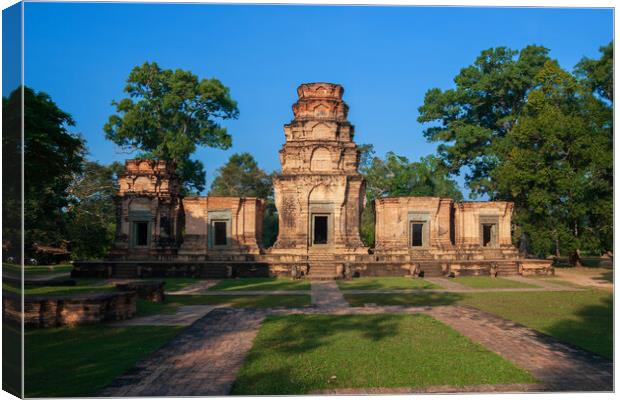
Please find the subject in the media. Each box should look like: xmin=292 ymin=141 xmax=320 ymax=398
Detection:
xmin=116 ymin=281 xmax=165 ymax=302
xmin=72 ymin=261 xmax=272 ymax=279
xmin=2 ymin=292 xmax=137 ymax=328
xmin=519 ymin=260 xmax=555 ymax=276
xmin=73 ymin=257 xmax=553 ymax=279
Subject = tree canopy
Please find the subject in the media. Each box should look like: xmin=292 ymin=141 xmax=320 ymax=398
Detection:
xmin=65 ymin=161 xmax=123 ymax=259
xmin=418 ymin=45 xmax=552 ymax=198
xmin=418 ymin=43 xmax=613 ymax=258
xmin=104 ymin=62 xmax=239 ymax=193
xmin=6 ymin=87 xmax=87 ymax=254
xmin=209 ymin=153 xmax=273 ymax=199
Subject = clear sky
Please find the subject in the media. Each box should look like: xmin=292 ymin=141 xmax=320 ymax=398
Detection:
xmin=19 ymin=3 xmax=613 ymax=197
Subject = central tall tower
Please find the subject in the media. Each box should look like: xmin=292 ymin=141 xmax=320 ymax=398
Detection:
xmin=272 ymin=83 xmax=367 ymax=258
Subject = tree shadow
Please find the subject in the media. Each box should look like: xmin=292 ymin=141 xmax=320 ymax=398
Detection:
xmin=544 ymin=293 xmax=613 ymax=360
xmin=256 ymin=313 xmax=403 ymax=356
xmin=593 ymin=270 xmax=613 ymax=284
xmin=344 ymin=292 xmax=464 ymax=308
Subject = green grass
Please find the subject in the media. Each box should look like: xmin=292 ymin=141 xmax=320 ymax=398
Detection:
xmin=4 ymin=263 xmax=73 ymax=276
xmin=3 ymin=323 xmax=22 ymax=397
xmin=231 ymin=314 xmax=535 ymax=394
xmin=4 ymin=279 xmax=114 ymax=296
xmin=161 ymin=277 xmax=201 ymax=291
xmin=24 ymin=324 xmax=183 ymax=397
xmin=23 ymin=279 xmax=114 ymax=296
xmin=345 ymin=292 xmax=464 ymax=307
xmin=209 ymin=277 xmax=310 ymax=291
xmin=163 ymin=294 xmax=311 ymax=309
xmin=452 ymin=276 xmax=538 ymax=289
xmin=530 ymin=277 xmax=584 ymax=288
xmin=337 ymin=277 xmax=439 ymax=290
xmin=460 ymin=290 xmax=613 ymax=359
xmin=345 ymin=289 xmax=612 ymax=359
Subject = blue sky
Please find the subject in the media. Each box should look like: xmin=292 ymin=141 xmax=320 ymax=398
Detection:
xmin=18 ymin=3 xmax=613 ymax=197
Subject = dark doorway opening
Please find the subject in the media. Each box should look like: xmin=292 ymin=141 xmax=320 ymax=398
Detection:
xmin=411 ymin=223 xmax=424 ymax=247
xmin=482 ymin=224 xmax=495 ymax=247
xmin=136 ymin=222 xmax=149 ymax=246
xmin=313 ymin=215 xmax=328 ymax=245
xmin=214 ymin=221 xmax=228 ymax=246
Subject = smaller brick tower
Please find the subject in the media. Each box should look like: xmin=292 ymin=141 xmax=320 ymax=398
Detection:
xmin=109 ymin=159 xmax=183 ymax=260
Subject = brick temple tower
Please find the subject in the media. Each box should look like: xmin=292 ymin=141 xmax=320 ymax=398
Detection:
xmin=108 ymin=159 xmax=184 ymax=260
xmin=271 ymin=83 xmax=367 ymax=276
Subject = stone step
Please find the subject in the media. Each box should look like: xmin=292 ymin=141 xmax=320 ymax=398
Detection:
xmin=307 ymin=274 xmax=340 ymax=280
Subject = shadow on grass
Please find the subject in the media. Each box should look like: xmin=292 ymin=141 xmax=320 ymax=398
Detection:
xmin=338 ymin=277 xmax=437 ymax=290
xmin=594 ymin=270 xmax=613 ymax=284
xmin=209 ymin=277 xmax=309 ymax=291
xmin=261 ymin=314 xmax=402 ymax=356
xmin=344 ymin=292 xmax=464 ymax=307
xmin=544 ymin=293 xmax=613 ymax=359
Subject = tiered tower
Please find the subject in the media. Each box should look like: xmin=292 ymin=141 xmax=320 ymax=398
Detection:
xmin=272 ymin=83 xmax=367 ymax=264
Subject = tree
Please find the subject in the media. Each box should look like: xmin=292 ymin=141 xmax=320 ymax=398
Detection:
xmin=65 ymin=161 xmax=123 ymax=259
xmin=209 ymin=153 xmax=272 ymax=199
xmin=418 ymin=45 xmax=551 ymax=198
xmin=4 ymin=87 xmax=86 ymax=256
xmin=363 ymin=152 xmax=463 ymax=201
xmin=208 ymin=153 xmax=278 ymax=246
xmin=575 ymin=41 xmax=613 ymax=102
xmin=492 ymin=60 xmax=612 ymax=259
xmin=418 ymin=44 xmax=613 ymax=260
xmin=104 ymin=62 xmax=239 ymax=193
xmin=357 ymin=144 xmax=463 ymax=246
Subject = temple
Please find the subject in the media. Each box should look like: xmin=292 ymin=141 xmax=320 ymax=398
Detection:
xmin=73 ymin=83 xmax=553 ymax=279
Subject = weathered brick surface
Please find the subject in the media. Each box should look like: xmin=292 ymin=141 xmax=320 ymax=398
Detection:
xmin=426 ymin=306 xmax=613 ymax=392
xmin=99 ymin=308 xmax=266 ymax=396
xmin=3 ymin=292 xmax=136 ymax=328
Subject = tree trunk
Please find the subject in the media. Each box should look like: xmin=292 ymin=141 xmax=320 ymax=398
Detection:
xmin=569 ymin=249 xmax=582 ymax=267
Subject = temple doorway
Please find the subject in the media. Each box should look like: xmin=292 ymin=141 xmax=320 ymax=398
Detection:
xmin=312 ymin=214 xmax=329 ymax=245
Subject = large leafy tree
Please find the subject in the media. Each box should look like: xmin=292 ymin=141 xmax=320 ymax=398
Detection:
xmin=104 ymin=62 xmax=239 ymax=193
xmin=494 ymin=60 xmax=612 ymax=258
xmin=419 ymin=44 xmax=613 ymax=259
xmin=65 ymin=161 xmax=123 ymax=259
xmin=358 ymin=144 xmax=462 ymax=246
xmin=10 ymin=87 xmax=87 ymax=254
xmin=418 ymin=45 xmax=551 ymax=198
xmin=3 ymin=87 xmax=86 ymax=254
xmin=208 ymin=153 xmax=278 ymax=247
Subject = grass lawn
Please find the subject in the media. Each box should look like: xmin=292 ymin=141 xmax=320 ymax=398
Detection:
xmin=530 ymin=277 xmax=584 ymax=288
xmin=161 ymin=277 xmax=201 ymax=291
xmin=452 ymin=276 xmax=538 ymax=289
xmin=155 ymin=294 xmax=311 ymax=311
xmin=4 ymin=279 xmax=114 ymax=296
xmin=24 ymin=325 xmax=183 ymax=397
xmin=3 ymin=323 xmax=21 ymax=397
xmin=337 ymin=277 xmax=439 ymax=290
xmin=23 ymin=279 xmax=114 ymax=296
xmin=232 ymin=314 xmax=535 ymax=394
xmin=209 ymin=277 xmax=310 ymax=291
xmin=460 ymin=290 xmax=613 ymax=359
xmin=3 ymin=263 xmax=73 ymax=277
xmin=345 ymin=292 xmax=465 ymax=307
xmin=344 ymin=289 xmax=612 ymax=359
